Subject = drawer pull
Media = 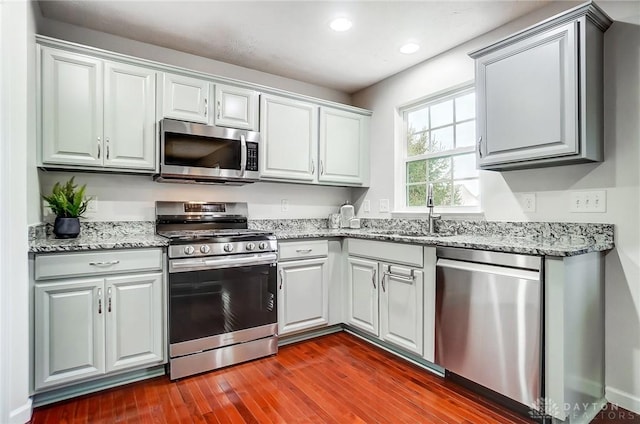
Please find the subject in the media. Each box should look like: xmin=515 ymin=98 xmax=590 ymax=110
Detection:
xmin=89 ymin=260 xmax=120 ymax=267
xmin=295 ymin=249 xmax=313 ymax=254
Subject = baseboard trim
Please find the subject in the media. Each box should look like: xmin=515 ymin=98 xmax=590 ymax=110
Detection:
xmin=278 ymin=325 xmax=342 ymax=346
xmin=606 ymin=386 xmax=640 ymax=415
xmin=33 ymin=366 xmax=166 ymax=408
xmin=9 ymin=398 xmax=32 ymax=424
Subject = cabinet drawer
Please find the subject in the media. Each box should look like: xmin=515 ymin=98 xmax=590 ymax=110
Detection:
xmin=35 ymin=248 xmax=163 ymax=280
xmin=347 ymin=239 xmax=423 ymax=267
xmin=279 ymin=240 xmax=328 ymax=261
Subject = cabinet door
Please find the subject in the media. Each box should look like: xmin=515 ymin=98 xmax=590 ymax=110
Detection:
xmin=162 ymin=72 xmax=210 ymax=123
xmin=278 ymin=258 xmax=329 ymax=335
xmin=319 ymin=108 xmax=369 ymax=185
xmin=41 ymin=47 xmax=103 ymax=167
xmin=34 ymin=278 xmax=105 ymax=390
xmin=476 ymin=22 xmax=578 ymax=168
xmin=379 ymin=264 xmax=423 ymax=355
xmin=346 ymin=257 xmax=379 ymax=336
xmin=260 ymin=95 xmax=318 ymax=182
xmin=104 ymin=62 xmax=157 ymax=170
xmin=214 ymin=84 xmax=259 ymax=131
xmin=105 ymin=273 xmax=164 ymax=373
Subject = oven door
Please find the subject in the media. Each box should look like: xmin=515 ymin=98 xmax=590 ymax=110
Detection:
xmin=168 ymin=254 xmax=277 ymax=358
xmin=160 ymin=119 xmax=260 ymax=182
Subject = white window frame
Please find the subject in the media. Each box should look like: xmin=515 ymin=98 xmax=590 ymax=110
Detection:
xmin=394 ymin=82 xmax=481 ymax=215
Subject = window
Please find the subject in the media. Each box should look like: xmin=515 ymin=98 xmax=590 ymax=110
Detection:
xmin=401 ymin=86 xmax=479 ymax=210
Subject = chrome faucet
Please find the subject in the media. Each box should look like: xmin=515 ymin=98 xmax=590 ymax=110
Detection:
xmin=427 ymin=183 xmax=441 ymax=235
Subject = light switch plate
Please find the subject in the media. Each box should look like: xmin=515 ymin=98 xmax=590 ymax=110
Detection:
xmin=569 ymin=190 xmax=606 ymax=213
xmin=363 ymin=200 xmax=370 ymax=213
xmin=519 ymin=193 xmax=536 ymax=212
xmin=379 ymin=199 xmax=390 ymax=213
xmin=281 ymin=199 xmax=289 ymax=212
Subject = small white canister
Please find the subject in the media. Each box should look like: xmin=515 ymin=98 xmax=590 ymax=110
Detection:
xmin=328 ymin=213 xmax=341 ymax=229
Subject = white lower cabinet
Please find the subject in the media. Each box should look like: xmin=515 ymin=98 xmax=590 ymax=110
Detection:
xmin=33 ymin=249 xmax=165 ymax=392
xmin=277 ymin=240 xmax=329 ymax=335
xmin=346 ymin=239 xmax=428 ymax=357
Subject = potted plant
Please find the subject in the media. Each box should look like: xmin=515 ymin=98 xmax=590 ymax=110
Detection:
xmin=42 ymin=177 xmax=91 ymax=239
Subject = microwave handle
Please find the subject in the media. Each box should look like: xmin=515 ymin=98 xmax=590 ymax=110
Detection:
xmin=240 ymin=134 xmax=247 ymax=176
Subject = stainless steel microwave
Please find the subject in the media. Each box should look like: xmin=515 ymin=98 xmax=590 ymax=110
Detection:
xmin=156 ymin=119 xmax=260 ymax=185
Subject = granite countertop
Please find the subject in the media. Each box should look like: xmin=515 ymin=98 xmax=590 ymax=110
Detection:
xmin=29 ymin=219 xmax=614 ymax=257
xmin=29 ymin=222 xmax=169 ymax=253
xmin=271 ymin=229 xmax=610 ymax=257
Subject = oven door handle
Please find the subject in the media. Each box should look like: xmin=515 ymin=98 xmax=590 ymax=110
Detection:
xmin=170 ymin=253 xmax=277 ymax=273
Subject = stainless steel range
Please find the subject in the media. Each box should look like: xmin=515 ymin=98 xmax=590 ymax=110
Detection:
xmin=156 ymin=201 xmax=278 ymax=380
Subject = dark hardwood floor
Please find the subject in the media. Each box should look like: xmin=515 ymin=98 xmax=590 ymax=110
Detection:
xmin=30 ymin=332 xmax=634 ymax=423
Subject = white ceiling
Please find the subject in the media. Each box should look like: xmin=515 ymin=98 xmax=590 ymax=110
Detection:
xmin=38 ymin=1 xmax=562 ymax=93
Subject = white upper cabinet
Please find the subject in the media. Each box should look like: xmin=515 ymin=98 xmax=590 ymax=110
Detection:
xmin=104 ymin=62 xmax=156 ymax=170
xmin=319 ymin=107 xmax=369 ymax=185
xmin=214 ymin=84 xmax=259 ymax=131
xmin=260 ymin=94 xmax=318 ymax=182
xmin=161 ymin=73 xmax=210 ymax=124
xmin=39 ymin=47 xmax=157 ymax=172
xmin=470 ymin=3 xmax=611 ymax=170
xmin=41 ymin=48 xmax=103 ymax=167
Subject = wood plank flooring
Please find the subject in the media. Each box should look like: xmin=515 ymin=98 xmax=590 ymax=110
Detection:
xmin=30 ymin=332 xmax=629 ymax=423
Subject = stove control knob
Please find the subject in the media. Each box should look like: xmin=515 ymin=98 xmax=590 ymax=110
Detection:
xmin=259 ymin=241 xmax=268 ymax=250
xmin=223 ymin=243 xmax=234 ymax=253
xmin=246 ymin=242 xmax=256 ymax=251
xmin=184 ymin=245 xmax=195 ymax=255
xmin=200 ymin=245 xmax=211 ymax=254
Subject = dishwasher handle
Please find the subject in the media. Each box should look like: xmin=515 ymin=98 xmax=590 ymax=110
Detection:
xmin=436 ymin=258 xmax=540 ymax=281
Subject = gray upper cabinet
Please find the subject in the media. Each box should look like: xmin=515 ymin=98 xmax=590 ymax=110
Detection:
xmin=40 ymin=46 xmax=157 ymax=172
xmin=470 ymin=3 xmax=612 ymax=170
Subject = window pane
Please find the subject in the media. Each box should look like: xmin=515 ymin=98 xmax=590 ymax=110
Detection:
xmin=407 ymin=131 xmax=428 ymax=156
xmin=429 ymin=126 xmax=454 ymax=152
xmin=407 ymin=184 xmax=426 ymax=207
xmin=455 ymin=92 xmax=475 ymax=121
xmin=455 ymin=121 xmax=475 ymax=148
xmin=407 ymin=160 xmax=426 ymax=183
xmin=407 ymin=108 xmax=428 ymax=133
xmin=430 ymin=100 xmax=453 ymax=127
xmin=427 ymin=157 xmax=451 ymax=181
xmin=432 ymin=182 xmax=452 ymax=206
xmin=454 ymin=180 xmax=480 ymax=206
xmin=453 ymin=153 xmax=478 ymax=179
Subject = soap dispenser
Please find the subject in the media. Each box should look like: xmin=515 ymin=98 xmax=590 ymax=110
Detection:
xmin=339 ymin=201 xmax=355 ymax=228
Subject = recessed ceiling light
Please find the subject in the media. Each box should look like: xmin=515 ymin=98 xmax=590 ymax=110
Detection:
xmin=329 ymin=17 xmax=353 ymax=32
xmin=400 ymin=42 xmax=420 ymax=54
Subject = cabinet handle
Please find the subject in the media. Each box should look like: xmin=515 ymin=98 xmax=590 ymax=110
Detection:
xmin=204 ymin=98 xmax=208 ymax=117
xmin=477 ymin=136 xmax=483 ymax=158
xmin=320 ymin=160 xmax=324 ymax=175
xmin=295 ymin=249 xmax=312 ymax=254
xmin=217 ymin=100 xmax=221 ymax=120
xmin=371 ymin=269 xmax=376 ymax=289
xmin=89 ymin=260 xmax=120 ymax=267
xmin=106 ymin=138 xmax=110 ymax=160
xmin=107 ymin=287 xmax=112 ymax=313
xmin=97 ymin=288 xmax=102 ymax=314
xmin=279 ymin=269 xmax=284 ymax=290
xmin=381 ymin=271 xmax=386 ymax=292
xmin=97 ymin=138 xmax=101 ymax=159
xmin=383 ymin=271 xmax=415 ymax=283
xmin=311 ymin=160 xmax=315 ymax=174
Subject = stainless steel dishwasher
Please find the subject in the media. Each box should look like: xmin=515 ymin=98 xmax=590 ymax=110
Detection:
xmin=435 ymin=247 xmax=543 ymax=408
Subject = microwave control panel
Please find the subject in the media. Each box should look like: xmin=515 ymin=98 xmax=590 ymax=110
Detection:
xmin=247 ymin=142 xmax=258 ymax=172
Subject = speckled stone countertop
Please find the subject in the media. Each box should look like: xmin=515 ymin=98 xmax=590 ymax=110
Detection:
xmin=250 ymin=219 xmax=614 ymax=257
xmin=29 ymin=221 xmax=168 ymax=253
xmin=29 ymin=218 xmax=614 ymax=257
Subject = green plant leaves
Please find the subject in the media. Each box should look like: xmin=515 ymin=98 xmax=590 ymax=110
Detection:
xmin=41 ymin=177 xmax=91 ymax=218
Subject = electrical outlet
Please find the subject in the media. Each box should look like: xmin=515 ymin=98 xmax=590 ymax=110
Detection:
xmin=570 ymin=190 xmax=606 ymax=213
xmin=281 ymin=199 xmax=289 ymax=212
xmin=519 ymin=193 xmax=536 ymax=212
xmin=379 ymin=199 xmax=390 ymax=213
xmin=363 ymin=200 xmax=371 ymax=213
xmin=86 ymin=195 xmax=98 ymax=213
